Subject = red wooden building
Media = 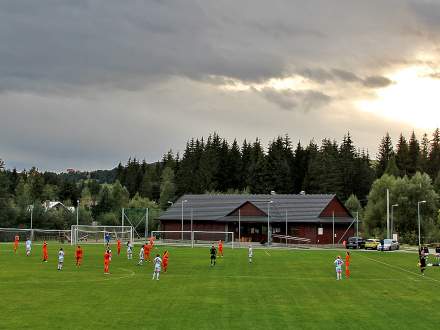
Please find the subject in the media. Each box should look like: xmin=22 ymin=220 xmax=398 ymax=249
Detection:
xmin=158 ymin=194 xmax=355 ymax=244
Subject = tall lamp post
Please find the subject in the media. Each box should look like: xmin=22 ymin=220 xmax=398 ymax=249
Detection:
xmin=391 ymin=204 xmax=398 ymax=238
xmin=76 ymin=200 xmax=80 ymax=226
xmin=417 ymin=200 xmax=426 ymax=247
xmin=29 ymin=205 xmax=34 ymax=230
xmin=181 ymin=199 xmax=187 ymax=240
xmin=267 ymin=201 xmax=273 ymax=246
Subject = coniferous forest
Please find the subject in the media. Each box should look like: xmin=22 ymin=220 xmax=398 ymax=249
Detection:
xmin=1 ymin=129 xmax=440 ymax=242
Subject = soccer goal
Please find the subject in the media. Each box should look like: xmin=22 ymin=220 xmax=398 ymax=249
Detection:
xmin=151 ymin=230 xmax=234 ymax=248
xmin=0 ymin=227 xmax=71 ymax=243
xmin=71 ymin=225 xmax=134 ymax=246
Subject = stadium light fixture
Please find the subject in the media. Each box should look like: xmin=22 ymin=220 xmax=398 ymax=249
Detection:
xmin=417 ymin=200 xmax=426 ymax=247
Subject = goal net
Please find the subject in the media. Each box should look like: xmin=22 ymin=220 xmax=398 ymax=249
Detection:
xmin=151 ymin=230 xmax=234 ymax=248
xmin=71 ymin=225 xmax=134 ymax=245
xmin=0 ymin=227 xmax=71 ymax=243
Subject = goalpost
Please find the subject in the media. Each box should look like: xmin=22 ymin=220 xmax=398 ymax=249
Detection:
xmin=0 ymin=227 xmax=71 ymax=243
xmin=71 ymin=225 xmax=134 ymax=245
xmin=151 ymin=230 xmax=234 ymax=248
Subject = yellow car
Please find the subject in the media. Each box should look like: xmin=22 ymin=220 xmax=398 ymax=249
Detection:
xmin=365 ymin=238 xmax=381 ymax=250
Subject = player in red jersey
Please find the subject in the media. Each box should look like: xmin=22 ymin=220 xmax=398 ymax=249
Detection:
xmin=75 ymin=245 xmax=83 ymax=267
xmin=144 ymin=243 xmax=151 ymax=262
xmin=149 ymin=236 xmax=155 ymax=248
xmin=104 ymin=248 xmax=111 ymax=274
xmin=117 ymin=239 xmax=121 ymax=256
xmin=218 ymin=240 xmax=224 ymax=257
xmin=14 ymin=235 xmax=19 ymax=254
xmin=42 ymin=241 xmax=48 ymax=262
xmin=345 ymin=251 xmax=351 ymax=278
xmin=162 ymin=250 xmax=169 ymax=272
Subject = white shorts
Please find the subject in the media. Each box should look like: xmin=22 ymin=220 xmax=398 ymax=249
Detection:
xmin=155 ymin=266 xmax=161 ymax=272
xmin=336 ymin=267 xmax=342 ymax=273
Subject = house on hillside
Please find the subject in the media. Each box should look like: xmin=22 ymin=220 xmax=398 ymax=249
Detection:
xmin=158 ymin=194 xmax=355 ymax=245
xmin=42 ymin=201 xmax=75 ymax=213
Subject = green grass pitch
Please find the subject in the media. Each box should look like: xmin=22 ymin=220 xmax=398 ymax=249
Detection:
xmin=1 ymin=243 xmax=440 ymax=330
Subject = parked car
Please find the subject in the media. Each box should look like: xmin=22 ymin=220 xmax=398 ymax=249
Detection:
xmin=377 ymin=239 xmax=399 ymax=251
xmin=346 ymin=237 xmax=366 ymax=249
xmin=365 ymin=238 xmax=381 ymax=250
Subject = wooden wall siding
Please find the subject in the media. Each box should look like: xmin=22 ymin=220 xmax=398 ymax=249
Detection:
xmin=319 ymin=197 xmax=351 ymax=218
xmin=229 ymin=202 xmax=267 ymax=217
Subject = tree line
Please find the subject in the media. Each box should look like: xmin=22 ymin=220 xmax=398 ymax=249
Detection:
xmin=1 ymin=129 xmax=440 ymax=242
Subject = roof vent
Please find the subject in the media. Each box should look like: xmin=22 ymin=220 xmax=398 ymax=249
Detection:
xmin=300 ymin=191 xmax=306 ymax=195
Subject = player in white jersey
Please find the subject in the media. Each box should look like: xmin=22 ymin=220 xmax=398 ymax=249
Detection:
xmin=248 ymin=245 xmax=253 ymax=263
xmin=334 ymin=256 xmax=344 ymax=280
xmin=127 ymin=241 xmax=133 ymax=260
xmin=57 ymin=248 xmax=65 ymax=271
xmin=138 ymin=246 xmax=144 ymax=265
xmin=25 ymin=239 xmax=32 ymax=256
xmin=152 ymin=254 xmax=162 ymax=280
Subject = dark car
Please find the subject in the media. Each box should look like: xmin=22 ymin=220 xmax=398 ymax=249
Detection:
xmin=346 ymin=237 xmax=366 ymax=249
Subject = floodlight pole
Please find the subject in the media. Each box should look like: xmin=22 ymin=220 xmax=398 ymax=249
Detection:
xmin=285 ymin=210 xmax=288 ymax=247
xmin=30 ymin=205 xmax=34 ymax=230
xmin=332 ymin=210 xmax=335 ymax=247
xmin=238 ymin=209 xmax=241 ymax=246
xmin=418 ymin=200 xmax=426 ymax=247
xmin=145 ymin=208 xmax=149 ymax=240
xmin=122 ymin=208 xmax=124 ymax=228
xmin=391 ymin=204 xmax=398 ymax=239
xmin=355 ymin=211 xmax=359 ymax=238
xmin=190 ymin=208 xmax=194 ymax=247
xmin=386 ymin=189 xmax=390 ymax=239
xmin=181 ymin=199 xmax=187 ymax=241
xmin=76 ymin=200 xmax=80 ymax=226
xmin=267 ymin=201 xmax=273 ymax=246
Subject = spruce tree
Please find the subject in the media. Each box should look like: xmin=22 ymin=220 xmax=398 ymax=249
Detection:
xmin=428 ymin=128 xmax=440 ymax=179
xmin=376 ymin=133 xmax=394 ymax=178
xmin=407 ymin=131 xmax=420 ymax=176
xmin=420 ymin=133 xmax=430 ymax=173
xmin=339 ymin=133 xmax=357 ymax=200
xmin=395 ymin=134 xmax=410 ymax=177
xmin=292 ymin=142 xmax=307 ymax=193
xmin=226 ymin=139 xmax=243 ymax=191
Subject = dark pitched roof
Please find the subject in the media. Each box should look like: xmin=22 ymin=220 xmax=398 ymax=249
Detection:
xmin=158 ymin=194 xmax=353 ymax=223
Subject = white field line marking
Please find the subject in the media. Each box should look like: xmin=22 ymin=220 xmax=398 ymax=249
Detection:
xmin=0 ymin=268 xmax=135 ymax=285
xmin=264 ymin=250 xmax=271 ymax=256
xmin=358 ymin=254 xmax=440 ymax=285
xmin=163 ymin=274 xmax=410 ymax=281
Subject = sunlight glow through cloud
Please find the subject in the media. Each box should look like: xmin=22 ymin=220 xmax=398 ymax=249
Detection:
xmin=356 ymin=66 xmax=440 ymax=129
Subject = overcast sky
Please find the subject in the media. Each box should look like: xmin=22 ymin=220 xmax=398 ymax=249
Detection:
xmin=2 ymin=0 xmax=440 ymax=172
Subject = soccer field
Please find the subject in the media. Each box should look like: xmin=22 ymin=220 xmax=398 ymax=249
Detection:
xmin=1 ymin=243 xmax=440 ymax=330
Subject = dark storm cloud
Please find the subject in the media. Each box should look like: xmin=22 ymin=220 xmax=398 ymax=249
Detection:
xmin=0 ymin=0 xmax=428 ymax=94
xmin=259 ymin=88 xmax=331 ymax=111
xmin=363 ymin=76 xmax=394 ymax=88
xmin=1 ymin=0 xmax=440 ymax=170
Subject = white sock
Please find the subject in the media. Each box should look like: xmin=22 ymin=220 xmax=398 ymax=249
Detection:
xmin=157 ymin=273 xmax=160 ymax=280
